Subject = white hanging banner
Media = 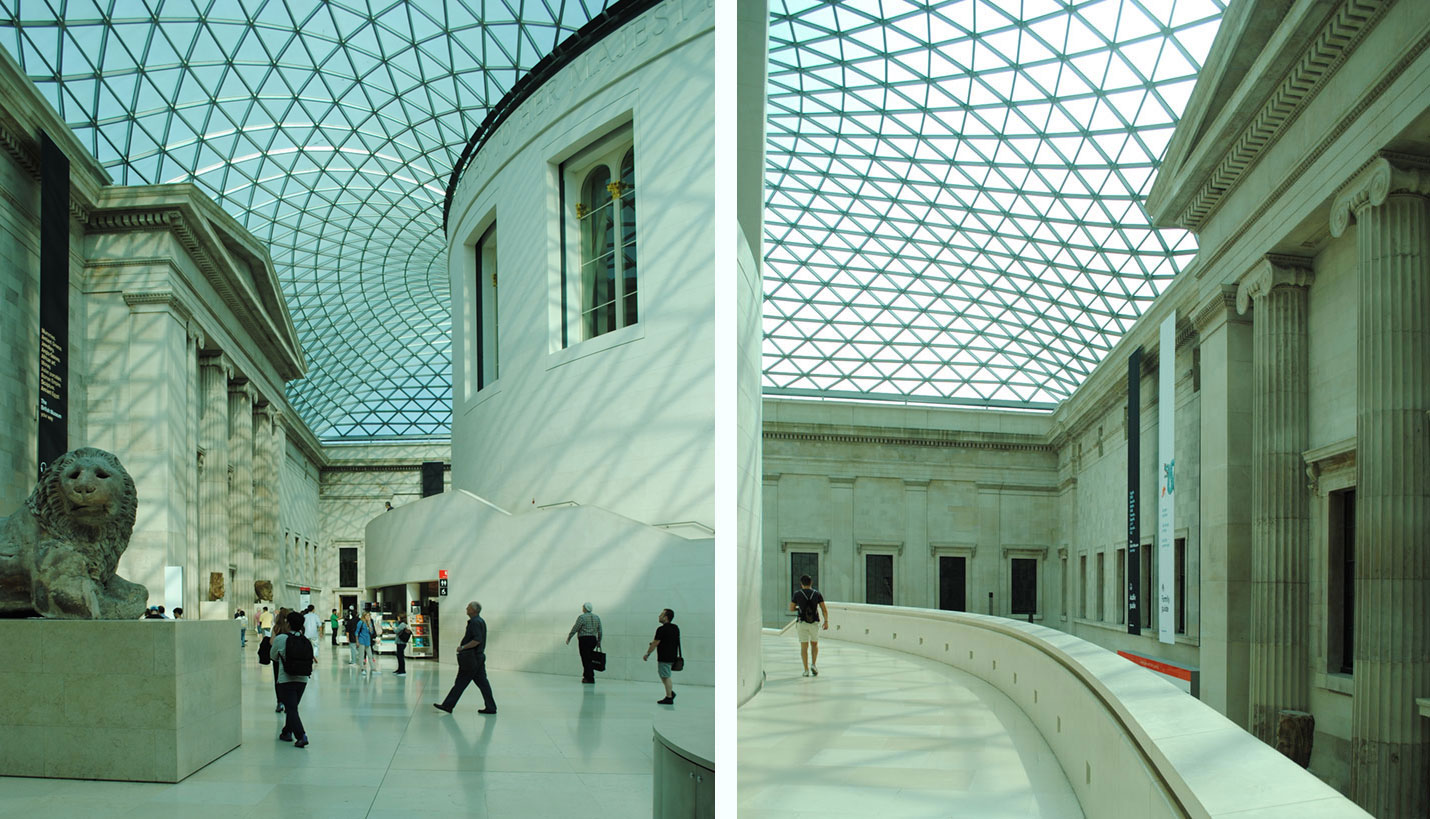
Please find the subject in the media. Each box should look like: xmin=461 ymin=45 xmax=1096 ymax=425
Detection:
xmin=1158 ymin=313 xmax=1176 ymax=645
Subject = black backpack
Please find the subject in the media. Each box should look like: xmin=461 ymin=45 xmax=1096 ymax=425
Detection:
xmin=795 ymin=589 xmax=820 ymax=623
xmin=257 ymin=634 xmax=272 ymax=665
xmin=282 ymin=633 xmax=315 ymax=676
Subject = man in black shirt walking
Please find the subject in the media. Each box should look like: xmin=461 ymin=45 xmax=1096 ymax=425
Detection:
xmin=643 ymin=608 xmax=680 ymax=705
xmin=434 ymin=601 xmax=497 ymax=714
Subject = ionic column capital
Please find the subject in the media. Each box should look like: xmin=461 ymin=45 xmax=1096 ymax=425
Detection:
xmin=199 ymin=351 xmax=233 ymax=379
xmin=1236 ymin=254 xmax=1315 ymax=315
xmin=228 ymin=379 xmax=257 ymax=403
xmin=1329 ymin=152 xmax=1430 ymax=238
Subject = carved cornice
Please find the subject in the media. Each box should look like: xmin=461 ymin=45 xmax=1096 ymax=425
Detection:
xmin=0 ymin=115 xmax=37 ymax=176
xmin=122 ymin=290 xmax=194 ymax=324
xmin=929 ymin=541 xmax=976 ymax=558
xmin=1236 ymin=254 xmax=1315 ymax=315
xmin=1303 ymin=437 xmax=1356 ymax=495
xmin=763 ymin=429 xmax=1052 ymax=454
xmin=1177 ymin=0 xmax=1392 ymax=230
xmin=1329 ymin=152 xmax=1430 ymax=237
xmin=1192 ymin=285 xmax=1243 ymax=334
xmin=780 ymin=539 xmax=829 ymax=554
xmin=856 ymin=540 xmax=904 ymax=556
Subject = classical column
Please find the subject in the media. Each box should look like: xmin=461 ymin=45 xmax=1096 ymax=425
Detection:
xmin=198 ymin=354 xmax=232 ymax=608
xmin=228 ymin=379 xmax=256 ymax=607
xmin=1330 ymin=153 xmax=1430 ymax=818
xmin=1237 ymin=255 xmax=1314 ymax=744
xmin=1194 ymin=285 xmax=1254 ymax=727
xmin=252 ymin=403 xmax=279 ymax=601
xmin=184 ymin=322 xmax=204 ymax=614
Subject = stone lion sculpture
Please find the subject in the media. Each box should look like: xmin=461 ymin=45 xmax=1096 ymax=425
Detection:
xmin=0 ymin=447 xmax=148 ymax=619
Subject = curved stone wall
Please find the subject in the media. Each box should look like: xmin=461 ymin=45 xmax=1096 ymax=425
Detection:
xmin=822 ymin=603 xmax=1370 ymax=819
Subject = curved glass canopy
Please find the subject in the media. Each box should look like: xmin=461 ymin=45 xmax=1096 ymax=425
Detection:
xmin=0 ymin=0 xmax=611 ymax=440
xmin=1 ymin=0 xmax=1226 ymax=440
xmin=764 ymin=0 xmax=1223 ymax=408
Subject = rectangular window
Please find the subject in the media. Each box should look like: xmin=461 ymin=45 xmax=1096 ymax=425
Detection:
xmin=939 ymin=556 xmax=966 ymax=611
xmin=1175 ymin=537 xmax=1187 ymax=634
xmin=790 ymin=552 xmax=819 ymax=600
xmin=339 ymin=547 xmax=358 ymax=588
xmin=1079 ymin=554 xmax=1088 ymax=618
xmin=865 ymin=554 xmax=893 ymax=605
xmin=1096 ymin=551 xmax=1106 ymax=621
xmin=1115 ymin=548 xmax=1126 ymax=625
xmin=1141 ymin=541 xmax=1154 ymax=630
xmin=563 ymin=125 xmax=637 ymax=344
xmin=1060 ymin=556 xmax=1068 ymax=617
xmin=475 ymin=224 xmax=498 ymax=389
xmin=1329 ymin=489 xmax=1356 ymax=674
xmin=1011 ymin=558 xmax=1037 ymax=615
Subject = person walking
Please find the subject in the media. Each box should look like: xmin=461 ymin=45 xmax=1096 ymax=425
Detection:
xmin=235 ymin=609 xmax=247 ymax=648
xmin=329 ymin=609 xmax=340 ymax=647
xmin=344 ymin=608 xmax=359 ymax=664
xmin=642 ymin=608 xmax=680 ymax=705
xmin=393 ymin=614 xmax=411 ymax=676
xmin=356 ymin=611 xmax=380 ymax=677
xmin=259 ymin=606 xmax=274 ymax=636
xmin=268 ymin=607 xmax=292 ymax=712
xmin=789 ymin=575 xmax=829 ymax=677
xmin=433 ymin=601 xmax=496 ymax=714
xmin=270 ymin=610 xmax=313 ymax=748
xmin=302 ymin=605 xmax=321 ymax=663
xmin=565 ymin=603 xmax=603 ymax=684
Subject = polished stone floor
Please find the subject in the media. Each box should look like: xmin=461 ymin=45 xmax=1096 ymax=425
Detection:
xmin=739 ymin=632 xmax=1084 ymax=819
xmin=0 ymin=645 xmax=709 ymax=818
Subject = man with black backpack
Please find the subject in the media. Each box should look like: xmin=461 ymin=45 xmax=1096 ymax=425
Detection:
xmin=271 ymin=610 xmax=314 ymax=748
xmin=789 ymin=575 xmax=829 ymax=677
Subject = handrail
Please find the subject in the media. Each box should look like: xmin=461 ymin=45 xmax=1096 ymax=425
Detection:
xmin=820 ymin=603 xmax=1291 ymax=819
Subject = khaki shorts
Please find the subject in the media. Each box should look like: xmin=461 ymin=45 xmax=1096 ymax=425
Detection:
xmin=796 ymin=620 xmax=822 ymax=643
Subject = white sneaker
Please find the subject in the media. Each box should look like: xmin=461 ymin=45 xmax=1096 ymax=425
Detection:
xmin=811 ymin=666 xmax=818 ymax=676
xmin=802 ymin=669 xmax=810 ymax=677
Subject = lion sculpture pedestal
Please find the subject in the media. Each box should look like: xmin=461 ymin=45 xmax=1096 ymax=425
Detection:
xmin=0 ymin=449 xmax=240 ymax=781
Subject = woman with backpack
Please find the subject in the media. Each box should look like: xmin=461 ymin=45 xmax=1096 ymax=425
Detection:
xmin=270 ymin=610 xmax=312 ymax=748
xmin=356 ymin=611 xmax=379 ymax=677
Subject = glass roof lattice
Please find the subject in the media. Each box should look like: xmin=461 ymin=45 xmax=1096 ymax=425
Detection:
xmin=0 ymin=0 xmax=614 ymax=440
xmin=764 ymin=0 xmax=1223 ymax=408
xmin=1 ymin=0 xmax=1226 ymax=440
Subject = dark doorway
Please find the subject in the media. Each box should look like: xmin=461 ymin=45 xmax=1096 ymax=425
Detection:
xmin=1011 ymin=558 xmax=1037 ymax=615
xmin=790 ymin=552 xmax=819 ymax=599
xmin=865 ymin=554 xmax=893 ymax=605
xmin=939 ymin=556 xmax=966 ymax=611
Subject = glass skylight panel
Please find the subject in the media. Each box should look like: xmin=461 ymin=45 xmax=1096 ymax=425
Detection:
xmin=765 ymin=0 xmax=1224 ymax=409
xmin=0 ymin=0 xmax=609 ymax=440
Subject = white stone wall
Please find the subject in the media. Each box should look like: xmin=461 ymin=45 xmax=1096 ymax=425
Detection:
xmin=760 ymin=399 xmax=1058 ymax=627
xmin=365 ymin=492 xmax=715 ymax=685
xmin=317 ymin=441 xmax=452 ymax=612
xmin=445 ymin=0 xmax=715 ymax=530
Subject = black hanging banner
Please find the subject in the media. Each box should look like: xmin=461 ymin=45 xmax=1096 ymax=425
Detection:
xmin=37 ymin=131 xmax=69 ymax=478
xmin=421 ymin=461 xmax=445 ymax=497
xmin=1126 ymin=347 xmax=1142 ymax=635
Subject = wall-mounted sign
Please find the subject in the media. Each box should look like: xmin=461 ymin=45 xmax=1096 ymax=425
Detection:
xmin=438 ymin=577 xmax=448 ymax=597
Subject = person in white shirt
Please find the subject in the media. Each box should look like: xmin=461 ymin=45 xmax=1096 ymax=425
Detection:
xmin=302 ymin=605 xmax=321 ymax=661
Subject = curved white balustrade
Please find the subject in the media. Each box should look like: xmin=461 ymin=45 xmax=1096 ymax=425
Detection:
xmin=821 ymin=603 xmax=1370 ymax=819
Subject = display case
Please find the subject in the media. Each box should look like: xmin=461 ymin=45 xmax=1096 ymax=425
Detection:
xmin=407 ymin=612 xmax=433 ymax=658
xmin=374 ymin=615 xmax=397 ymax=654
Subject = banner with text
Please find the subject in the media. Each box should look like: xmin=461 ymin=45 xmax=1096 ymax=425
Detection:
xmin=1158 ymin=314 xmax=1176 ymax=645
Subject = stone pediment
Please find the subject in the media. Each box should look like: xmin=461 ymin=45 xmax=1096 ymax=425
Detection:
xmin=86 ymin=184 xmax=306 ymax=382
xmin=1146 ymin=0 xmax=1392 ymax=230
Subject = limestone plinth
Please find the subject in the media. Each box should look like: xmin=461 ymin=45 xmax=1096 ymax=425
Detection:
xmin=0 ymin=619 xmax=239 ymax=782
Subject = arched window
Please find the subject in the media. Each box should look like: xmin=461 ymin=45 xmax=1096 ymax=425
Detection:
xmin=566 ymin=125 xmax=637 ymax=343
xmin=580 ymin=165 xmax=617 ymax=338
xmin=619 ymin=148 xmax=637 ymax=325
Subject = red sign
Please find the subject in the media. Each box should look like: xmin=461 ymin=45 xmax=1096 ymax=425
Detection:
xmin=300 ymin=587 xmax=310 ymax=593
xmin=438 ymin=569 xmax=448 ymax=579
